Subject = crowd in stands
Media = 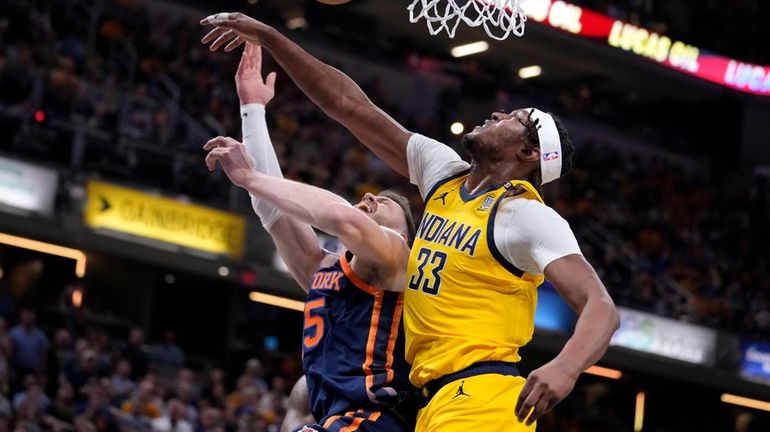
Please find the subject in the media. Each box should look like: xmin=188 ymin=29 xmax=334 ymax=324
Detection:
xmin=0 ymin=1 xmax=769 ymax=431
xmin=558 ymin=145 xmax=770 ymax=339
xmin=0 ymin=307 xmax=300 ymax=431
xmin=0 ymin=1 xmax=770 ymax=338
xmin=1 ymin=0 xmax=768 ymax=339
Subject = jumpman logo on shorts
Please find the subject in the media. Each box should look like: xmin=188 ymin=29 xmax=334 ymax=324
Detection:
xmin=452 ymin=380 xmax=471 ymax=399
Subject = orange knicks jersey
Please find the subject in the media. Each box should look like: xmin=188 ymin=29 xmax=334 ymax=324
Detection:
xmin=404 ymin=172 xmax=546 ymax=387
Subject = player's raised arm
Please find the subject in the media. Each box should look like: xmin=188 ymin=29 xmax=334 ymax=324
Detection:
xmin=200 ymin=12 xmax=412 ymax=178
xmin=236 ymin=43 xmax=325 ymax=291
xmin=205 ymin=137 xmax=409 ymax=282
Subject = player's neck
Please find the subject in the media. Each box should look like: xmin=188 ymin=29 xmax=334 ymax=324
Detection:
xmin=466 ymin=160 xmax=530 ymax=195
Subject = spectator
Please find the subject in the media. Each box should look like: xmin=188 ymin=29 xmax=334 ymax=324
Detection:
xmin=120 ymin=328 xmax=149 ymax=380
xmin=239 ymin=359 xmax=266 ymax=395
xmin=151 ymin=398 xmax=193 ymax=432
xmin=66 ymin=349 xmax=100 ymax=400
xmin=200 ymin=369 xmax=226 ymax=410
xmin=121 ymin=379 xmax=162 ymax=421
xmin=150 ymin=330 xmax=185 ymax=370
xmin=43 ymin=378 xmax=75 ymax=427
xmin=8 ymin=310 xmax=49 ymax=382
xmin=195 ymin=407 xmax=224 ymax=432
xmin=109 ymin=360 xmax=136 ymax=404
xmin=12 ymin=375 xmax=50 ymax=423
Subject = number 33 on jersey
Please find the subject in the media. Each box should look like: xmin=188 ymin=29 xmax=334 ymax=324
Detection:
xmin=403 ymin=173 xmax=546 ymax=388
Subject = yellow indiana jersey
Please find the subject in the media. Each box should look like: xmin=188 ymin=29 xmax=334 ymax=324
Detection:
xmin=404 ymin=171 xmax=546 ymax=388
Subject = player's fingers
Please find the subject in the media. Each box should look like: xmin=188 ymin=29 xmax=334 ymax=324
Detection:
xmin=224 ymin=36 xmax=245 ymax=52
xmin=516 ymin=387 xmax=542 ymax=424
xmin=514 ymin=378 xmax=535 ymax=416
xmin=203 ymin=137 xmax=223 ymax=151
xmin=545 ymin=397 xmax=560 ymax=414
xmin=205 ymin=147 xmax=229 ymax=171
xmin=200 ymin=12 xmax=233 ymax=27
xmin=203 ymin=136 xmax=236 ymax=150
xmin=253 ymin=44 xmax=262 ymax=71
xmin=205 ymin=150 xmax=218 ymax=171
xmin=525 ymin=396 xmax=550 ymax=426
xmin=209 ymin=30 xmax=237 ymax=51
xmin=266 ymin=72 xmax=277 ymax=90
xmin=201 ymin=27 xmax=227 ymax=44
xmin=241 ymin=43 xmax=253 ymax=68
xmin=237 ymin=44 xmax=248 ymax=72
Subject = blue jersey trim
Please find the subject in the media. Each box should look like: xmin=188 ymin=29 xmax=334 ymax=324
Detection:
xmin=486 ymin=194 xmax=525 ymax=278
xmin=459 ymin=182 xmax=503 ymax=203
xmin=423 ymin=169 xmax=470 ymax=202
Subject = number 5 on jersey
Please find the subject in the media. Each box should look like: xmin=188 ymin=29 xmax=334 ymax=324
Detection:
xmin=303 ymin=298 xmax=325 ymax=349
xmin=408 ymin=247 xmax=448 ymax=296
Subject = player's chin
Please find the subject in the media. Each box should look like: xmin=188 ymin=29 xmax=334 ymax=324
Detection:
xmin=460 ymin=133 xmax=477 ymax=151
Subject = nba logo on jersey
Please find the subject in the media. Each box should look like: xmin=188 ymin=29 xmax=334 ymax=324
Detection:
xmin=543 ymin=151 xmax=560 ymax=161
xmin=479 ymin=196 xmax=496 ymax=211
xmin=300 ymin=427 xmax=318 ymax=432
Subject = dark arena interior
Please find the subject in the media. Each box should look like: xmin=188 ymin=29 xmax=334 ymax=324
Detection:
xmin=0 ymin=0 xmax=769 ymax=431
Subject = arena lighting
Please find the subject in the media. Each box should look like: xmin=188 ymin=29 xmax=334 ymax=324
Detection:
xmin=634 ymin=392 xmax=645 ymax=431
xmin=720 ymin=394 xmax=770 ymax=412
xmin=451 ymin=41 xmax=489 ymax=58
xmin=518 ymin=65 xmax=542 ymax=79
xmin=72 ymin=288 xmax=83 ymax=308
xmin=218 ymin=266 xmax=230 ymax=277
xmin=450 ymin=122 xmax=465 ymax=135
xmin=249 ymin=291 xmax=304 ymax=312
xmin=0 ymin=233 xmax=86 ymax=278
xmin=584 ymin=365 xmax=622 ymax=379
xmin=287 ymin=17 xmax=307 ymax=30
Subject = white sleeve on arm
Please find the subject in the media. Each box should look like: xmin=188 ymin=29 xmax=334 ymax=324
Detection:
xmin=241 ymin=103 xmax=283 ymax=229
xmin=407 ymin=134 xmax=470 ymax=199
xmin=494 ymin=199 xmax=583 ymax=275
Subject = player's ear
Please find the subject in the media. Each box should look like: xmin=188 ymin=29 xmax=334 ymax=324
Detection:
xmin=518 ymin=143 xmax=540 ymax=163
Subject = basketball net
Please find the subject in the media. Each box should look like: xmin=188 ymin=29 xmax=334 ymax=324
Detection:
xmin=408 ymin=0 xmax=527 ymax=40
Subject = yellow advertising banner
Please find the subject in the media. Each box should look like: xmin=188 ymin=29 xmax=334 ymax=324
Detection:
xmin=85 ymin=181 xmax=245 ymax=259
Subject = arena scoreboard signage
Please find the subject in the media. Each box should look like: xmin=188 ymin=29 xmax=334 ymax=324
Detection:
xmin=740 ymin=340 xmax=770 ymax=383
xmin=520 ymin=0 xmax=770 ymax=96
xmin=85 ymin=180 xmax=245 ymax=259
xmin=0 ymin=156 xmax=58 ymax=215
xmin=610 ymin=307 xmax=717 ymax=365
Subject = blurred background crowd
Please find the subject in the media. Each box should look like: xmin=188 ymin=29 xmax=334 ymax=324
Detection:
xmin=0 ymin=0 xmax=769 ymax=430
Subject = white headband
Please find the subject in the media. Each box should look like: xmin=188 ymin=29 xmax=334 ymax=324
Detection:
xmin=526 ymin=108 xmax=562 ymax=184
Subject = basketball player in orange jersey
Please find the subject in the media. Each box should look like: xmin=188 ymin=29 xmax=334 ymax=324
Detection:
xmin=201 ymin=13 xmax=619 ymax=431
xmin=221 ymin=43 xmax=418 ymax=432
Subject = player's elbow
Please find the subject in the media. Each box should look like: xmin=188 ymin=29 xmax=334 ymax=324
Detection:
xmin=329 ymin=93 xmax=370 ymax=122
xmin=601 ymin=294 xmax=620 ymax=332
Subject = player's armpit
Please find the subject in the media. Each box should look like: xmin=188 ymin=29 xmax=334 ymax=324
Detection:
xmin=267 ymin=216 xmax=327 ymax=292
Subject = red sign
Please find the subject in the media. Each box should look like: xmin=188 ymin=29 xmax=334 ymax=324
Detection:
xmin=518 ymin=0 xmax=770 ymax=96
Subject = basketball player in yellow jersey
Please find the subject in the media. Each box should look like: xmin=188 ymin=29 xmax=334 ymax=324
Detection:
xmin=200 ymin=12 xmax=620 ymax=431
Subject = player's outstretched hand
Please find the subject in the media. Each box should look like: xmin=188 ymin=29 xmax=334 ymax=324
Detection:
xmin=514 ymin=358 xmax=579 ymax=426
xmin=204 ymin=136 xmax=257 ymax=187
xmin=236 ymin=43 xmax=277 ymax=106
xmin=200 ymin=12 xmax=267 ymax=52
